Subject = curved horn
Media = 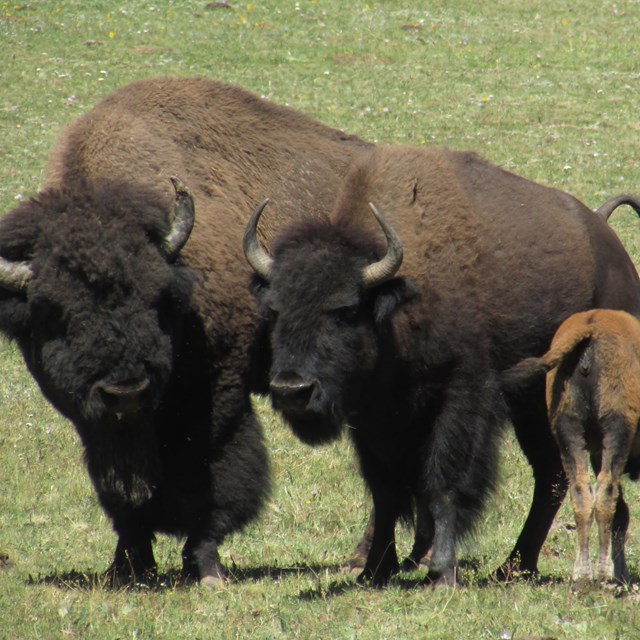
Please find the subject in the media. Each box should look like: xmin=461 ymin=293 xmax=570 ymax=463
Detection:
xmin=163 ymin=176 xmax=195 ymax=260
xmin=0 ymin=257 xmax=33 ymax=293
xmin=243 ymin=198 xmax=274 ymax=281
xmin=361 ymin=203 xmax=404 ymax=288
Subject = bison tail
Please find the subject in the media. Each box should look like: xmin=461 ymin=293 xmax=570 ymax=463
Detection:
xmin=595 ymin=194 xmax=640 ymax=222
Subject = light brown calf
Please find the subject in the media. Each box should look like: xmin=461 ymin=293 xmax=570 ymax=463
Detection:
xmin=504 ymin=309 xmax=640 ymax=582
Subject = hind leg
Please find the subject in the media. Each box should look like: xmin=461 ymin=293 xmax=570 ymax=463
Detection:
xmin=554 ymin=413 xmax=594 ymax=581
xmin=350 ymin=503 xmax=433 ymax=572
xmin=594 ymin=414 xmax=633 ymax=582
xmin=497 ymin=388 xmax=567 ymax=579
xmin=401 ymin=501 xmax=434 ymax=571
xmin=348 ymin=508 xmax=375 ymax=570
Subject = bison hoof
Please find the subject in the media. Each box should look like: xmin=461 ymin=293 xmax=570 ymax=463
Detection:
xmin=356 ymin=563 xmax=398 ymax=587
xmin=425 ymin=567 xmax=457 ymax=588
xmin=104 ymin=565 xmax=158 ymax=589
xmin=200 ymin=573 xmax=228 ymax=588
xmin=493 ymin=560 xmax=538 ymax=583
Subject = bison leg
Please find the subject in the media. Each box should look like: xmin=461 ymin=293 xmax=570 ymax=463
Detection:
xmin=182 ymin=533 xmax=226 ymax=586
xmin=594 ymin=415 xmax=632 ymax=582
xmin=349 ymin=505 xmax=433 ymax=572
xmin=357 ymin=486 xmax=400 ymax=586
xmin=425 ymin=493 xmax=458 ymax=586
xmin=401 ymin=502 xmax=434 ymax=572
xmin=105 ymin=534 xmax=157 ymax=587
xmin=554 ymin=413 xmax=594 ymax=582
xmin=497 ymin=391 xmax=567 ymax=580
xmin=610 ymin=488 xmax=630 ymax=583
xmin=347 ymin=508 xmax=375 ymax=570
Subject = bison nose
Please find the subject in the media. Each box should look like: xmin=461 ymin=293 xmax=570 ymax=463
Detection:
xmin=270 ymin=372 xmax=316 ymax=415
xmin=96 ymin=377 xmax=151 ymax=415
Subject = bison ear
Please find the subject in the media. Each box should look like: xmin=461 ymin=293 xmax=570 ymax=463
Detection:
xmin=372 ymin=277 xmax=419 ymax=326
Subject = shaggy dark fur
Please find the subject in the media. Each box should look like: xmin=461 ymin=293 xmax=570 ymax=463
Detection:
xmin=249 ymin=145 xmax=640 ymax=586
xmin=504 ymin=309 xmax=640 ymax=583
xmin=0 ymin=77 xmax=371 ymax=584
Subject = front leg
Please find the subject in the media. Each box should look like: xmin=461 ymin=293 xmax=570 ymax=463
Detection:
xmin=182 ymin=533 xmax=226 ymax=586
xmin=425 ymin=492 xmax=457 ymax=586
xmin=357 ymin=488 xmax=400 ymax=586
xmin=105 ymin=531 xmax=157 ymax=587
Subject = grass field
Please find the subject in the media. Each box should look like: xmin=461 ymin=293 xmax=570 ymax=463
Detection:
xmin=1 ymin=1 xmax=640 ymax=638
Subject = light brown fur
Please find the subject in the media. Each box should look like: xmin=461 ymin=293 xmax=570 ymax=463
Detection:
xmin=507 ymin=309 xmax=640 ymax=582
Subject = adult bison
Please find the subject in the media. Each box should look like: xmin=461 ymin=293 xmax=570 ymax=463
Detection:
xmin=244 ymin=145 xmax=640 ymax=586
xmin=0 ymin=76 xmax=371 ymax=585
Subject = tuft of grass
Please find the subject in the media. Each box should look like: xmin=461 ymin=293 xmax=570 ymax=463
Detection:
xmin=2 ymin=1 xmax=640 ymax=638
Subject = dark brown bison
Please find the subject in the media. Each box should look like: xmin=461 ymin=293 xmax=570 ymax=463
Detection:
xmin=0 ymin=76 xmax=371 ymax=585
xmin=244 ymin=145 xmax=640 ymax=586
xmin=503 ymin=309 xmax=640 ymax=583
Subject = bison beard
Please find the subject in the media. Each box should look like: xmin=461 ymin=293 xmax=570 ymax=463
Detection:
xmin=245 ymin=145 xmax=640 ymax=586
xmin=0 ymin=76 xmax=371 ymax=585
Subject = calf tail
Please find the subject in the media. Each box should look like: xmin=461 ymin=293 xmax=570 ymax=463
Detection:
xmin=502 ymin=324 xmax=596 ymax=392
xmin=501 ymin=356 xmax=552 ymax=392
xmin=595 ymin=194 xmax=640 ymax=222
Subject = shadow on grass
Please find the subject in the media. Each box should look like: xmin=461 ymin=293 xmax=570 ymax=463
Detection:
xmin=26 ymin=561 xmax=640 ymax=599
xmin=26 ymin=562 xmax=345 ymax=592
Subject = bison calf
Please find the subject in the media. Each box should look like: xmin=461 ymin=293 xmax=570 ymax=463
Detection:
xmin=504 ymin=309 xmax=640 ymax=583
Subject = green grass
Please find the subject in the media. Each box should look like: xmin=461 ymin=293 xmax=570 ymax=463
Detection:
xmin=1 ymin=1 xmax=640 ymax=638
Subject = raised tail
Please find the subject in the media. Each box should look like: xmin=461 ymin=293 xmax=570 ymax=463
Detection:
xmin=595 ymin=194 xmax=640 ymax=222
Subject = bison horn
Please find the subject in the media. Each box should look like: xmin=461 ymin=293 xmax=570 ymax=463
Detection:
xmin=0 ymin=256 xmax=33 ymax=293
xmin=243 ymin=198 xmax=274 ymax=281
xmin=163 ymin=176 xmax=195 ymax=260
xmin=361 ymin=202 xmax=404 ymax=287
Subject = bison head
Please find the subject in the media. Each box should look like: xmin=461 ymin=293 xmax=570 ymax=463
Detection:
xmin=244 ymin=200 xmax=417 ymax=445
xmin=0 ymin=177 xmax=195 ymax=429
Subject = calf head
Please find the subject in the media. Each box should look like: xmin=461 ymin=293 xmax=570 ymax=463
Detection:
xmin=244 ymin=200 xmax=416 ymax=445
xmin=0 ymin=177 xmax=195 ymax=428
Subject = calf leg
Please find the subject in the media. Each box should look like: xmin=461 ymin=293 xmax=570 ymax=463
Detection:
xmin=594 ymin=416 xmax=632 ymax=582
xmin=554 ymin=413 xmax=594 ymax=581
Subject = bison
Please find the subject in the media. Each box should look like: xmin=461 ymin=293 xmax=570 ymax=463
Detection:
xmin=503 ymin=309 xmax=640 ymax=583
xmin=0 ymin=76 xmax=371 ymax=585
xmin=244 ymin=145 xmax=640 ymax=586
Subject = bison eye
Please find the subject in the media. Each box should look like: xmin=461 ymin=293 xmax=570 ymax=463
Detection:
xmin=330 ymin=305 xmax=359 ymax=325
xmin=31 ymin=299 xmax=66 ymax=339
